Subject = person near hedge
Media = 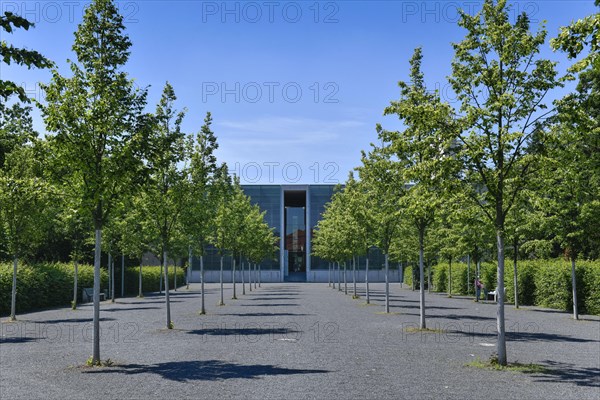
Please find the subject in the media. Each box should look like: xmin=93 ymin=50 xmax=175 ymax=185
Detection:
xmin=474 ymin=277 xmax=484 ymax=302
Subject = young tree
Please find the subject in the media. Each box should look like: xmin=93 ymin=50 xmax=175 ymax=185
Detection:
xmin=532 ymin=123 xmax=599 ymax=320
xmin=0 ymin=139 xmax=48 ymax=320
xmin=182 ymin=112 xmax=219 ymax=314
xmin=118 ymin=196 xmax=156 ymax=298
xmin=448 ymin=0 xmax=560 ymax=364
xmin=41 ymin=0 xmax=147 ymax=364
xmin=382 ymin=47 xmax=457 ymax=328
xmin=210 ymin=164 xmax=234 ymax=306
xmin=140 ymin=82 xmax=189 ymax=329
xmin=57 ymin=196 xmax=91 ymax=310
xmin=357 ymin=144 xmax=405 ymax=313
xmin=226 ymin=178 xmax=254 ymax=300
xmin=344 ymin=172 xmax=374 ymax=300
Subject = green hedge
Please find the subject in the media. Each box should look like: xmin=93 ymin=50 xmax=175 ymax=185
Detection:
xmin=433 ymin=262 xmax=471 ymax=295
xmin=403 ymin=265 xmax=413 ymax=287
xmin=122 ymin=264 xmax=185 ymax=294
xmin=0 ymin=262 xmax=185 ymax=316
xmin=431 ymin=259 xmax=600 ymax=315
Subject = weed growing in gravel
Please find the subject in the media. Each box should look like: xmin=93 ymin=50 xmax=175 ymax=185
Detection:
xmin=403 ymin=327 xmax=445 ymax=334
xmin=467 ymin=356 xmax=548 ymax=373
xmin=86 ymin=357 xmax=114 ymax=367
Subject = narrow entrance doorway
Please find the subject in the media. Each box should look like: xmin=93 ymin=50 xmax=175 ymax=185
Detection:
xmin=284 ymin=190 xmax=306 ymax=282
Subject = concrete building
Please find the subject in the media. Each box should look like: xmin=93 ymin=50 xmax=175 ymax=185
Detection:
xmin=188 ymin=184 xmax=403 ymax=283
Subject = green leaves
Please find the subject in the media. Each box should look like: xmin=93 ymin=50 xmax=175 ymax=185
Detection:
xmin=0 ymin=137 xmax=50 ymax=258
xmin=41 ymin=0 xmax=147 ymax=229
xmin=0 ymin=12 xmax=52 ymax=102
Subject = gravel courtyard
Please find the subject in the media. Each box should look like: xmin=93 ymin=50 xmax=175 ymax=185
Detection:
xmin=1 ymin=282 xmax=599 ymax=400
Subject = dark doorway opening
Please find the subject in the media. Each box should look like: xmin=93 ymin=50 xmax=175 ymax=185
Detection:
xmin=284 ymin=190 xmax=306 ymax=282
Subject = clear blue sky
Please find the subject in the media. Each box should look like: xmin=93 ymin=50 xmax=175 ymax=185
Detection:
xmin=3 ymin=0 xmax=598 ymax=183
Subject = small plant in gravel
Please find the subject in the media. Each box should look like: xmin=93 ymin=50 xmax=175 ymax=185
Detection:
xmin=168 ymin=321 xmax=174 ymax=329
xmin=352 ymin=295 xmax=361 ymax=300
xmin=403 ymin=327 xmax=445 ymax=334
xmin=467 ymin=356 xmax=548 ymax=373
xmin=86 ymin=357 xmax=114 ymax=367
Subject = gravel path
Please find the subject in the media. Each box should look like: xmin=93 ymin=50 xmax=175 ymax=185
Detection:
xmin=1 ymin=282 xmax=599 ymax=400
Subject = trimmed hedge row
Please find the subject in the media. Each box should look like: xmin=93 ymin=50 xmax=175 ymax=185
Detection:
xmin=431 ymin=259 xmax=600 ymax=315
xmin=0 ymin=262 xmax=185 ymax=316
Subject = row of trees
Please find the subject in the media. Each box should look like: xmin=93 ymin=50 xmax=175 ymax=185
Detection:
xmin=313 ymin=0 xmax=599 ymax=366
xmin=1 ymin=0 xmax=277 ymax=365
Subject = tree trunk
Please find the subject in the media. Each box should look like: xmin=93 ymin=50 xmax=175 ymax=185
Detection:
xmin=352 ymin=256 xmax=357 ymax=298
xmin=448 ymin=257 xmax=452 ymax=297
xmin=108 ymin=253 xmax=112 ymax=301
xmin=496 ymin=230 xmax=507 ymax=366
xmin=427 ymin=259 xmax=431 ymax=294
xmin=219 ymin=255 xmax=224 ymax=305
xmin=200 ymin=255 xmax=206 ymax=314
xmin=385 ymin=253 xmax=390 ymax=313
xmin=111 ymin=254 xmax=115 ymax=303
xmin=365 ymin=256 xmax=370 ymax=304
xmin=72 ymin=260 xmax=78 ymax=310
xmin=187 ymin=246 xmax=192 ymax=290
xmin=419 ymin=230 xmax=426 ymax=329
xmin=513 ymin=242 xmax=519 ymax=309
xmin=344 ymin=262 xmax=347 ymax=295
xmin=163 ymin=250 xmax=172 ymax=329
xmin=571 ymin=256 xmax=579 ymax=320
xmin=328 ymin=262 xmax=331 ymax=287
xmin=337 ymin=262 xmax=341 ymax=292
xmin=254 ymin=263 xmax=257 ymax=289
xmin=10 ymin=255 xmax=18 ymax=321
xmin=159 ymin=261 xmax=163 ymax=294
xmin=399 ymin=262 xmax=403 ymax=289
xmin=467 ymin=254 xmax=471 ymax=295
xmin=249 ymin=261 xmax=253 ymax=292
xmin=174 ymin=260 xmax=177 ymax=291
xmin=138 ymin=261 xmax=143 ymax=297
xmin=232 ymin=257 xmax=237 ymax=299
xmin=92 ymin=228 xmax=101 ymax=365
xmin=258 ymin=264 xmax=261 ymax=287
xmin=242 ymin=257 xmax=246 ymax=295
xmin=121 ymin=255 xmax=125 ymax=298
xmin=332 ymin=262 xmax=336 ymax=289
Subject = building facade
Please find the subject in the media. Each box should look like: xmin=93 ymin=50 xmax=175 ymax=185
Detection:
xmin=188 ymin=184 xmax=403 ymax=283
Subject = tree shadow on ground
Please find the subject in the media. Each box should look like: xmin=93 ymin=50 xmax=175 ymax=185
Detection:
xmin=402 ymin=313 xmax=495 ymax=321
xmin=249 ymin=297 xmax=298 ymax=301
xmin=26 ymin=317 xmax=116 ymax=324
xmin=354 ymin=293 xmax=406 ymax=300
xmin=166 ymin=292 xmax=202 ymax=297
xmin=186 ymin=327 xmax=300 ymax=336
xmin=251 ymin=292 xmax=300 ymax=296
xmin=216 ymin=313 xmax=313 ymax=317
xmin=531 ymin=361 xmax=600 ymax=388
xmin=241 ymin=303 xmax=299 ymax=307
xmin=0 ymin=337 xmax=39 ymax=344
xmin=82 ymin=360 xmax=330 ymax=382
xmin=447 ymin=330 xmax=599 ymax=343
xmin=102 ymin=307 xmax=160 ymax=312
xmin=389 ymin=305 xmax=464 ymax=310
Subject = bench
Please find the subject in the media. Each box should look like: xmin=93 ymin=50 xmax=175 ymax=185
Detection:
xmin=486 ymin=287 xmax=506 ymax=303
xmin=82 ymin=288 xmax=106 ymax=303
